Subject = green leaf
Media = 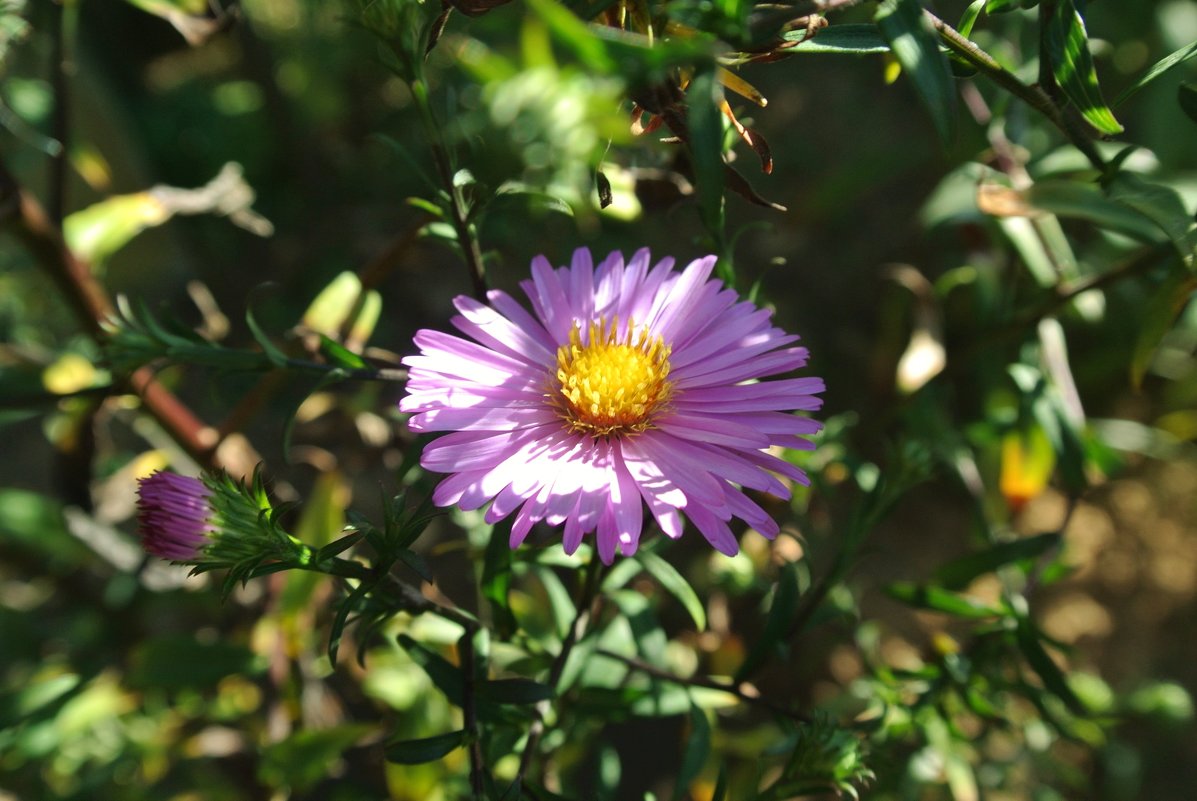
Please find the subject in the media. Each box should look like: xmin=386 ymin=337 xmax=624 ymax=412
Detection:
xmin=397 ymin=634 xmax=463 ymax=706
xmin=127 ymin=635 xmax=264 ymax=690
xmin=1043 ymin=0 xmax=1123 ymax=134
xmin=1130 ymin=266 xmax=1197 ymax=388
xmin=328 ymin=581 xmax=371 ymax=665
xmin=781 ymin=24 xmax=890 ymax=54
xmin=688 ymin=68 xmax=726 ymax=239
xmin=933 ymin=532 xmax=1062 ymax=590
xmin=245 ymin=298 xmax=288 ymax=367
xmin=478 ymin=678 xmax=555 ymax=705
xmin=958 ymin=0 xmax=985 ymax=38
xmin=482 ymin=521 xmax=517 ymax=638
xmin=63 ymin=192 xmax=169 ymax=265
xmin=672 ymin=705 xmax=712 ymax=801
xmin=1016 ymin=619 xmax=1085 ymax=713
xmin=712 ymin=764 xmax=729 ymax=801
xmin=1105 ymin=173 xmax=1195 ymax=266
xmin=0 ymin=489 xmax=89 ymax=565
xmin=876 ymin=0 xmax=958 ymax=144
xmin=885 ymin=582 xmax=1007 ymax=618
xmin=260 ymin=724 xmax=373 ymax=791
xmin=636 ymin=551 xmax=706 ymax=631
xmin=1179 ymin=83 xmax=1197 ymax=125
xmin=1113 ymin=40 xmax=1197 ymax=106
xmin=735 ymin=561 xmax=801 ymax=681
xmin=318 ymin=335 xmax=368 ymax=369
xmin=384 ymin=729 xmax=466 ymax=764
xmin=1018 ymin=180 xmax=1174 ymax=244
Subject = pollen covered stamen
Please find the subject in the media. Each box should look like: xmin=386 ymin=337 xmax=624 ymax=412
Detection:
xmin=554 ymin=317 xmax=672 ymax=437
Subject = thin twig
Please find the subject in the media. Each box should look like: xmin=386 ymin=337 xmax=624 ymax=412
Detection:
xmin=596 ymin=648 xmax=810 ymax=723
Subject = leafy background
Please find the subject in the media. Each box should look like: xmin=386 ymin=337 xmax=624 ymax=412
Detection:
xmin=1 ymin=0 xmax=1196 ymax=799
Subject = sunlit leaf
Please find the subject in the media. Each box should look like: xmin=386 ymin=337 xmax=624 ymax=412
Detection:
xmin=636 ymin=550 xmax=706 ymax=631
xmin=1113 ymin=40 xmax=1197 ymax=106
xmin=782 ymin=24 xmax=889 ymax=54
xmin=885 ymin=582 xmax=1008 ymax=618
xmin=1043 ymin=0 xmax=1123 ymax=134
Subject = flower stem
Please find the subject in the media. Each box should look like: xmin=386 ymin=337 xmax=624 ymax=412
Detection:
xmin=409 ymin=77 xmax=489 ymax=300
xmin=514 ymin=554 xmax=604 ymax=788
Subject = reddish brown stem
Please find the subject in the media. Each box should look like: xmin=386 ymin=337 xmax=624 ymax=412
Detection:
xmin=0 ymin=161 xmax=240 ymax=474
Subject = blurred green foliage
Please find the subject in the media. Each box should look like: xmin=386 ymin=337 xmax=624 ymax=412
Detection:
xmin=2 ymin=0 xmax=1196 ymax=800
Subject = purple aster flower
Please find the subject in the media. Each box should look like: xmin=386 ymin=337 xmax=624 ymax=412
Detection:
xmin=136 ymin=470 xmax=215 ymax=560
xmin=401 ymin=248 xmax=824 ymax=563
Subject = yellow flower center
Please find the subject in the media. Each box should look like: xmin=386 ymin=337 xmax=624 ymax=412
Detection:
xmin=553 ymin=317 xmax=673 ymax=437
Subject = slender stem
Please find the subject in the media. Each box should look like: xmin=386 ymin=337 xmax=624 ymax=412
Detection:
xmin=460 ymin=631 xmax=487 ymax=801
xmin=515 ymin=555 xmax=604 ymax=787
xmin=924 ymin=9 xmax=1106 ymax=171
xmin=596 ymin=648 xmax=810 ymax=723
xmin=410 ymin=78 xmax=489 ymax=300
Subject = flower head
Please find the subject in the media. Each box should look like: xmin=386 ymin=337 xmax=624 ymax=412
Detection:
xmin=136 ymin=470 xmax=214 ymax=560
xmin=135 ymin=468 xmax=304 ymax=580
xmin=401 ymin=248 xmax=824 ymax=563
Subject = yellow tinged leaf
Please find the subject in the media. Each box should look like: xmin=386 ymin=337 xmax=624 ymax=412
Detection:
xmin=42 ymin=353 xmax=97 ymax=395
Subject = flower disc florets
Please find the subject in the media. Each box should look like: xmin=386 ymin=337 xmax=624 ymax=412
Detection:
xmin=401 ymin=248 xmax=825 ymax=563
xmin=554 ymin=317 xmax=672 ymax=437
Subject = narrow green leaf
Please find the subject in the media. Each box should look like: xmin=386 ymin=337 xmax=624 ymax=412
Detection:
xmin=958 ymin=0 xmax=985 ymax=38
xmin=1113 ymin=40 xmax=1197 ymax=106
xmin=318 ymin=335 xmax=368 ymax=369
xmin=1130 ymin=266 xmax=1197 ymax=388
xmin=245 ymin=300 xmax=288 ymax=367
xmin=885 ymin=582 xmax=1007 ymax=618
xmin=1044 ymin=0 xmax=1123 ymax=134
xmin=316 ymin=529 xmax=365 ymax=562
xmin=688 ymin=68 xmax=726 ymax=238
xmin=1179 ymin=83 xmax=1197 ymax=125
xmin=672 ymin=705 xmax=712 ymax=801
xmin=712 ymin=763 xmax=729 ymax=801
xmin=385 ymin=729 xmax=467 ymax=764
xmin=781 ymin=24 xmax=890 ymax=54
xmin=933 ymin=532 xmax=1062 ymax=589
xmin=328 ymin=582 xmax=371 ymax=664
xmin=478 ymin=678 xmax=556 ymax=705
xmin=876 ymin=0 xmax=958 ymax=144
xmin=636 ymin=551 xmax=707 ymax=631
xmin=1105 ymin=173 xmax=1196 ymax=267
xmin=482 ymin=521 xmax=517 ymax=638
xmin=1021 ymin=180 xmax=1171 ymax=243
xmin=1016 ymin=620 xmax=1085 ymax=713
xmin=735 ymin=561 xmax=801 ymax=681
xmin=397 ymin=634 xmax=463 ymax=706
